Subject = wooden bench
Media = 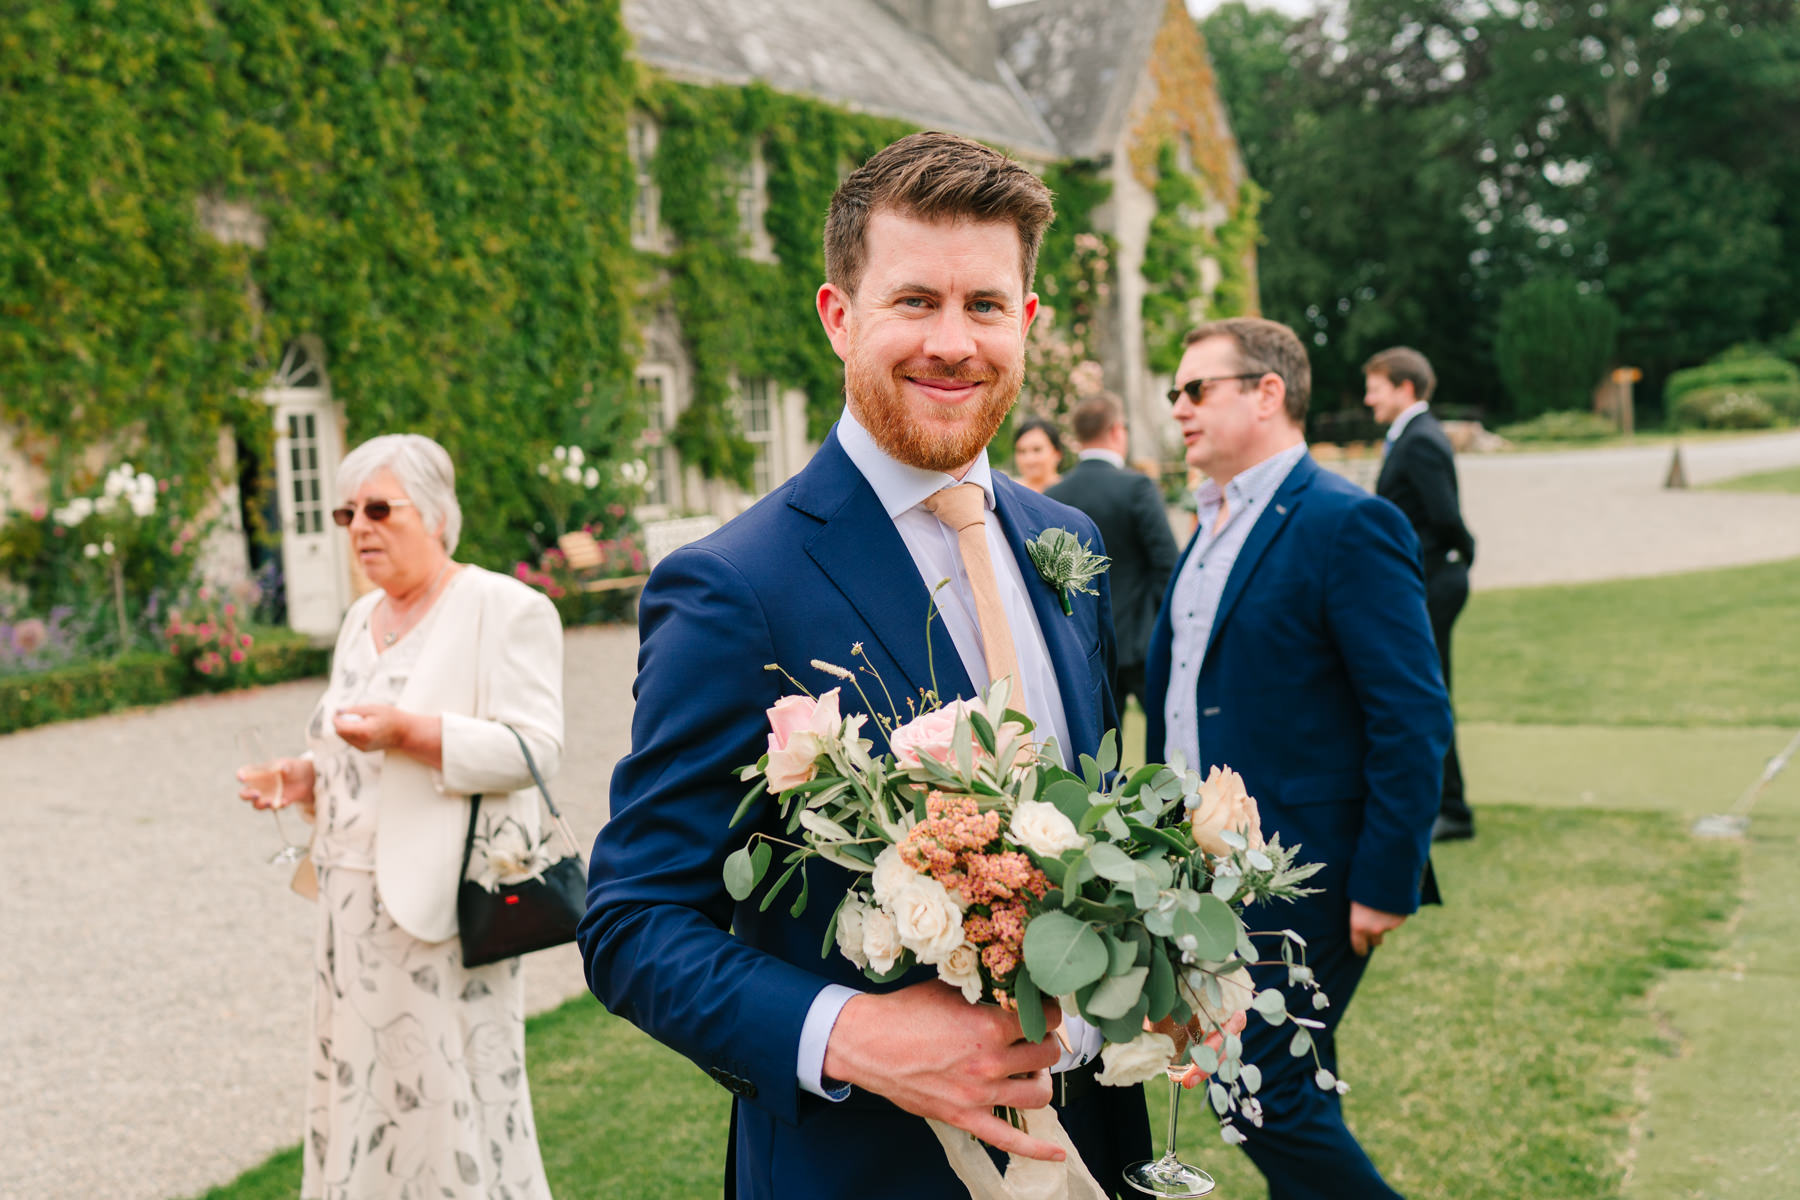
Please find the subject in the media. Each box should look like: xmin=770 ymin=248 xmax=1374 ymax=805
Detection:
xmin=555 ymin=515 xmax=722 ymax=594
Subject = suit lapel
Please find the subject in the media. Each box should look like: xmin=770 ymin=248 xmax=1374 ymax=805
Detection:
xmin=795 ymin=434 xmax=972 ymax=710
xmin=993 ymin=480 xmax=1099 ymax=757
xmin=1202 ymin=455 xmax=1316 ymax=667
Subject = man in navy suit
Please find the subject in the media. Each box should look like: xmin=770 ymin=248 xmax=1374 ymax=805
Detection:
xmin=1144 ymin=318 xmax=1450 ymax=1199
xmin=580 ymin=132 xmax=1149 ymax=1199
xmin=1365 ymin=347 xmax=1477 ymax=842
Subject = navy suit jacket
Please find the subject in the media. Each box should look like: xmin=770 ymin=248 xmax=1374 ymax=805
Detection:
xmin=580 ymin=428 xmax=1140 ymax=1199
xmin=1143 ymin=453 xmax=1449 ymax=931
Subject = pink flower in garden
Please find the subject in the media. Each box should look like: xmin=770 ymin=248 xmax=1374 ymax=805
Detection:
xmin=240 ymin=633 xmax=252 ymax=647
xmin=229 ymin=649 xmax=245 ymax=664
xmin=515 ymin=562 xmax=531 ymax=580
xmin=223 ymin=603 xmax=236 ymax=617
xmin=10 ymin=619 xmax=49 ymax=655
xmin=29 ymin=506 xmax=45 ymax=521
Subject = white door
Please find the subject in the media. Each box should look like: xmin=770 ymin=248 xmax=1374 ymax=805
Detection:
xmin=264 ymin=343 xmax=349 ymax=636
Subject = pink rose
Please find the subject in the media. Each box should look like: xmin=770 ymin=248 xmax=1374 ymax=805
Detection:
xmin=764 ymin=688 xmax=844 ymax=793
xmin=888 ymin=702 xmax=972 ymax=768
xmin=1189 ymin=766 xmax=1264 ymax=857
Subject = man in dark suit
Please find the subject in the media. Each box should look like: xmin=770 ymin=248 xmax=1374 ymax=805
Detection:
xmin=1144 ymin=318 xmax=1450 ymax=1200
xmin=1046 ymin=393 xmax=1178 ymax=712
xmin=1365 ymin=346 xmax=1477 ymax=842
xmin=580 ymin=132 xmax=1148 ymax=1200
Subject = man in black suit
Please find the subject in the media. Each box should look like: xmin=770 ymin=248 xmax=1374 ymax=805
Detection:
xmin=1365 ymin=346 xmax=1477 ymax=841
xmin=1046 ymin=393 xmax=1178 ymax=711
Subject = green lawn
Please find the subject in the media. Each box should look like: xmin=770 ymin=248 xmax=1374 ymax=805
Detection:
xmin=1704 ymin=464 xmax=1800 ymax=494
xmin=1457 ymin=557 xmax=1800 ymax=727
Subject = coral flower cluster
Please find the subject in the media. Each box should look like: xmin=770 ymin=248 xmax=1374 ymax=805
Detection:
xmin=898 ymin=792 xmax=1050 ymax=983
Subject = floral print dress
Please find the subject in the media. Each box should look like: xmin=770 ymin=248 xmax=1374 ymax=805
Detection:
xmin=301 ymin=586 xmax=552 ymax=1200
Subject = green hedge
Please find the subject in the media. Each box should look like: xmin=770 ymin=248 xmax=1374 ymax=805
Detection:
xmin=1665 ymin=354 xmax=1800 ymax=406
xmin=0 ymin=638 xmax=328 ymax=735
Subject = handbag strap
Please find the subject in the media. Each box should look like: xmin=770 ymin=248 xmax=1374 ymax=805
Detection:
xmin=458 ymin=725 xmax=584 ymax=885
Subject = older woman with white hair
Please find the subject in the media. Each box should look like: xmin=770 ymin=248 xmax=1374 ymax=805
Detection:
xmin=236 ymin=433 xmax=561 ymax=1199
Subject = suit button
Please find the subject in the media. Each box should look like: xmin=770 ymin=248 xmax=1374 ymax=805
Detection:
xmin=708 ymin=1067 xmax=758 ymax=1098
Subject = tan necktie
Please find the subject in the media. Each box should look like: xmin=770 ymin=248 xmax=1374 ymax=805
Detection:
xmin=922 ymin=483 xmax=1023 ymax=708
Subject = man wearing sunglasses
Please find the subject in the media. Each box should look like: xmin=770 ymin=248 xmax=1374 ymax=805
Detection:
xmin=1143 ymin=318 xmax=1451 ymax=1200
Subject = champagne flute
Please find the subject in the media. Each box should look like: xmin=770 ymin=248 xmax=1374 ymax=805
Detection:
xmin=1123 ymin=1045 xmax=1217 ymax=1197
xmin=236 ymin=727 xmax=307 ymax=866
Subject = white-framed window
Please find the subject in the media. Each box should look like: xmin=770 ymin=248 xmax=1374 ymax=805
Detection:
xmin=629 ymin=114 xmax=663 ymax=251
xmin=739 ymin=376 xmax=777 ymax=495
xmin=636 ymin=365 xmax=679 ymax=514
xmin=737 ymin=144 xmax=776 ymax=263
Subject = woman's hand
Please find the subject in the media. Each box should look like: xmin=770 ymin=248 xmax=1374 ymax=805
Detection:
xmin=334 ymin=704 xmax=443 ymax=768
xmin=237 ymin=755 xmax=317 ymax=814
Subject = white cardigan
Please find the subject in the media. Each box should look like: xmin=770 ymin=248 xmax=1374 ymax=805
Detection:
xmin=325 ymin=565 xmax=566 ymax=944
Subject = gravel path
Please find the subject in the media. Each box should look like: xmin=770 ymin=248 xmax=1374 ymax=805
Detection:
xmin=4 ymin=429 xmax=1800 ymax=1200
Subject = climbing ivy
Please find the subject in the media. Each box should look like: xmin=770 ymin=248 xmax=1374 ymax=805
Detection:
xmin=1 ymin=1 xmax=640 ymax=569
xmin=1141 ymin=142 xmax=1264 ymax=374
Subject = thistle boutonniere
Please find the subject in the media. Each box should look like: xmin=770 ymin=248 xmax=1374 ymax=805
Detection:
xmin=1024 ymin=527 xmax=1111 ymax=616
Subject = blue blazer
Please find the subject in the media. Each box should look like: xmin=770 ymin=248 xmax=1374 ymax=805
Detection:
xmin=580 ymin=428 xmax=1143 ymax=1199
xmin=1143 ymin=454 xmax=1449 ymax=930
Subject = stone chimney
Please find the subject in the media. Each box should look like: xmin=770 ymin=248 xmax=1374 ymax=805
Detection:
xmin=877 ymin=0 xmax=1002 ymax=83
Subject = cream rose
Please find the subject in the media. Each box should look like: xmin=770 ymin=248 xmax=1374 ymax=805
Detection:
xmin=1008 ymin=799 xmax=1087 ymax=858
xmin=835 ymin=895 xmax=871 ymax=970
xmin=891 ymin=876 xmax=966 ymax=965
xmin=888 ymin=702 xmax=970 ymax=769
xmin=1179 ymin=965 xmax=1256 ymax=1034
xmin=871 ymin=844 xmax=918 ymax=908
xmin=1094 ymin=1029 xmax=1177 ymax=1088
xmin=861 ymin=907 xmax=903 ymax=974
xmin=936 ymin=940 xmax=983 ymax=1003
xmin=1188 ymin=766 xmax=1264 ymax=856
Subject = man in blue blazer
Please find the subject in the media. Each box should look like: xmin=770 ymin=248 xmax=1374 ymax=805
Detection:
xmin=580 ymin=132 xmax=1149 ymax=1199
xmin=1144 ymin=318 xmax=1451 ymax=1199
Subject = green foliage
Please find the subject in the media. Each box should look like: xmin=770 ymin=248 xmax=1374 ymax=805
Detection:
xmin=1665 ymin=351 xmax=1800 ymax=428
xmin=1493 ymin=276 xmax=1619 ymax=418
xmin=1 ymin=1 xmax=641 ymax=571
xmin=1141 ymin=143 xmax=1262 ymax=374
xmin=1494 ymin=410 xmax=1619 ymax=443
xmin=1665 ymin=353 xmax=1800 ymax=405
xmin=0 ymin=635 xmax=326 ymax=735
xmin=1669 ymin=388 xmax=1782 ymax=430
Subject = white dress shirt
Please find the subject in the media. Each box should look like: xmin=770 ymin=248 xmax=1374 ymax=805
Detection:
xmin=1162 ymin=442 xmax=1309 ymax=771
xmin=798 ymin=409 xmax=1100 ymax=1100
xmin=1076 ymin=447 xmax=1127 ymax=469
xmin=1384 ymin=400 xmax=1430 ymax=447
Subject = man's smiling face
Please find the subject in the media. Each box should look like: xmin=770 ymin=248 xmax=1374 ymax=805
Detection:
xmin=819 ymin=208 xmax=1038 ymax=475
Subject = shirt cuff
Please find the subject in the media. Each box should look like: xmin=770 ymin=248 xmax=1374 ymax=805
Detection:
xmin=1052 ymin=1012 xmax=1103 ymax=1073
xmin=797 ymin=984 xmax=860 ymax=1101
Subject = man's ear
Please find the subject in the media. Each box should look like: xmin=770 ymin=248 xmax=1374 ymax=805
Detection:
xmin=817 ymin=282 xmax=853 ymax=362
xmin=1257 ymin=373 xmax=1288 ymax=422
xmin=1021 ymin=292 xmax=1040 ymax=339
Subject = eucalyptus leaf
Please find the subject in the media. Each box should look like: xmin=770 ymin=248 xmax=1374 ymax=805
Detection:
xmin=728 ymin=778 xmax=769 ymax=828
xmin=1101 ymin=807 xmax=1130 ymax=841
xmin=1043 ymin=779 xmax=1092 ymax=825
xmin=1097 ymin=728 xmax=1118 ymax=775
xmin=1079 ymin=753 xmax=1102 ymax=791
xmin=1172 ymin=894 xmax=1239 ymax=963
xmin=1078 ymin=801 xmax=1116 ymax=836
xmin=1208 ymin=1082 xmax=1231 ymax=1116
xmin=1013 ymin=967 xmax=1047 ymax=1043
xmin=1315 ymin=1068 xmax=1338 ymax=1091
xmin=1131 ymin=874 xmax=1162 ymax=911
xmin=1210 ymin=871 xmax=1241 ymax=902
xmin=1252 ymin=988 xmax=1288 ymax=1017
xmin=1087 ymin=842 xmax=1138 ymax=882
xmin=758 ymin=860 xmax=798 ymax=912
xmin=1022 ymin=911 xmax=1109 ymax=995
xmin=1240 ymin=1063 xmax=1262 ymax=1093
xmin=1146 ymin=949 xmax=1176 ymax=1020
xmin=1192 ymin=1041 xmax=1220 ymax=1074
xmin=1084 ymin=966 xmax=1148 ymax=1020
xmin=1216 ymin=1056 xmax=1240 ymax=1084
xmin=1144 ymin=908 xmax=1175 ymax=937
xmin=1121 ymin=763 xmax=1163 ymax=797
xmin=722 ymin=845 xmax=757 ymax=901
xmin=1104 ymin=934 xmax=1137 ymax=976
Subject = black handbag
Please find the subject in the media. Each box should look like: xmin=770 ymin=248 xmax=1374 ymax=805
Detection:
xmin=456 ymin=724 xmax=588 ymax=968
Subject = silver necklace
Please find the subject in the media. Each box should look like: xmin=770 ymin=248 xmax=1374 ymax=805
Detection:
xmin=380 ymin=561 xmax=455 ymax=647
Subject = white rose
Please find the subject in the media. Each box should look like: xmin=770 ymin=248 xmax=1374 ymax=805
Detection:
xmin=891 ymin=876 xmax=966 ymax=965
xmin=861 ymin=907 xmax=903 ymax=974
xmin=871 ymin=844 xmax=917 ymax=908
xmin=835 ymin=895 xmax=870 ymax=970
xmin=937 ymin=940 xmax=983 ymax=1003
xmin=1008 ymin=799 xmax=1086 ymax=858
xmin=764 ymin=729 xmax=823 ymax=792
xmin=1095 ymin=1030 xmax=1177 ymax=1088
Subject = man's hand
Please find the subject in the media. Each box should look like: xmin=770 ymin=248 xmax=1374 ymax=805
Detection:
xmin=822 ymin=981 xmax=1068 ymax=1161
xmin=1350 ymin=901 xmax=1406 ymax=956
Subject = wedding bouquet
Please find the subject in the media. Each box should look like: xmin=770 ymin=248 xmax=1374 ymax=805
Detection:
xmin=724 ymin=649 xmax=1338 ymax=1180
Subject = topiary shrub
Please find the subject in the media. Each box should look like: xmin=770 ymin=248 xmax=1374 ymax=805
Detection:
xmin=1669 ymin=388 xmax=1783 ymax=430
xmin=1665 ymin=354 xmax=1800 ymax=425
xmin=1494 ymin=276 xmax=1620 ymax=418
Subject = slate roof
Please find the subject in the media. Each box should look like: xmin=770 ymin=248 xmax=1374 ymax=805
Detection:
xmin=993 ymin=0 xmax=1165 ymax=160
xmin=624 ymin=0 xmax=1060 ymax=156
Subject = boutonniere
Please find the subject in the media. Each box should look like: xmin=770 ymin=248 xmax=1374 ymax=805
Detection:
xmin=1024 ymin=528 xmax=1111 ymax=616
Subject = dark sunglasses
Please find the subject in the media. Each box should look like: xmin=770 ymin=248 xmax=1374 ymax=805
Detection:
xmin=1167 ymin=373 xmax=1268 ymax=405
xmin=331 ymin=498 xmax=416 ymax=527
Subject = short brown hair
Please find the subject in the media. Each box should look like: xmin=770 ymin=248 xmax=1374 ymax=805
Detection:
xmin=825 ymin=131 xmax=1054 ymax=298
xmin=1185 ymin=318 xmax=1312 ymax=424
xmin=1363 ymin=346 xmax=1436 ymax=403
xmin=1070 ymin=393 xmax=1125 ymax=444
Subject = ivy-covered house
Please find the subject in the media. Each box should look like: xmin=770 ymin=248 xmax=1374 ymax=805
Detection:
xmin=624 ymin=0 xmax=1259 ymax=517
xmin=0 ymin=0 xmax=1252 ymax=656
